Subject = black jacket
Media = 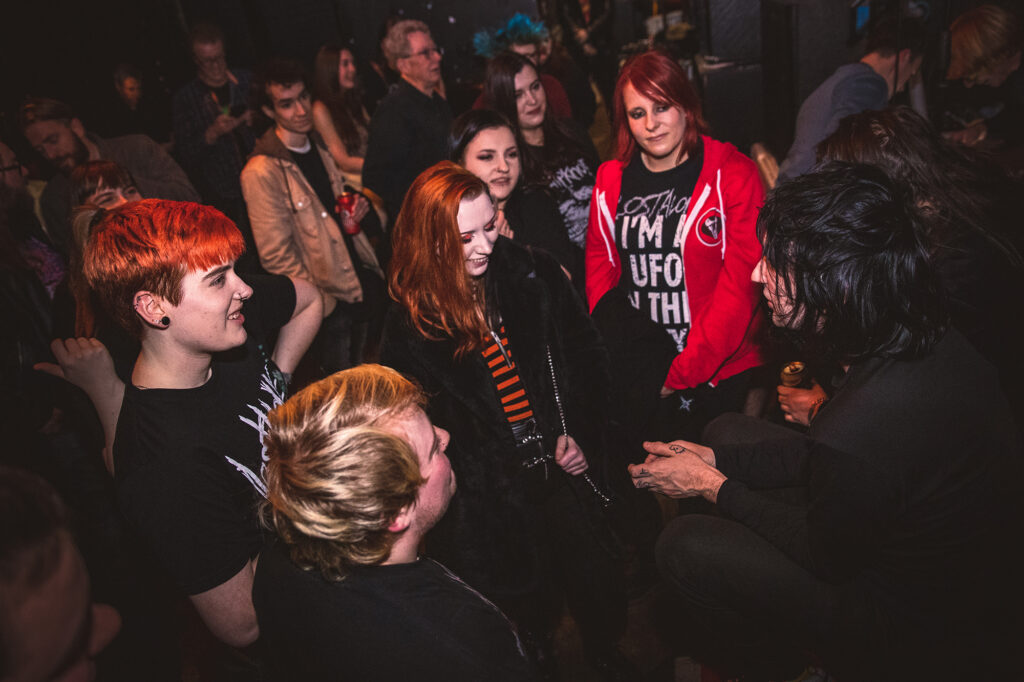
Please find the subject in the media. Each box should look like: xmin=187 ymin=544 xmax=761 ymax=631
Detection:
xmin=381 ymin=238 xmax=612 ymax=597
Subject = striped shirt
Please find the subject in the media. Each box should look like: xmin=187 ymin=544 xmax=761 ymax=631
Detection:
xmin=482 ymin=326 xmax=534 ymax=424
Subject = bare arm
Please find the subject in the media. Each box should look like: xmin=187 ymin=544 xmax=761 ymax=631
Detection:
xmin=272 ymin=277 xmax=322 ymax=375
xmin=312 ymin=101 xmax=364 ymax=175
xmin=189 ymin=558 xmax=259 ymax=648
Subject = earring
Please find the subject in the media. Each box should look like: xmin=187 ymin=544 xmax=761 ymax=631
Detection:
xmin=160 ymin=316 xmax=171 ymax=327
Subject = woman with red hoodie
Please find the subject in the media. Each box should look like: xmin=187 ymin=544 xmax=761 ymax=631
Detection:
xmin=586 ymin=50 xmax=766 ymax=445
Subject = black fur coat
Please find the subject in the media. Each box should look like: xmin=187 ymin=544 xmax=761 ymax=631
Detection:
xmin=380 ymin=237 xmax=614 ymax=598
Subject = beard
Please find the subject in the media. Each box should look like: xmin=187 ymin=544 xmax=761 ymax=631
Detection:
xmin=55 ymin=134 xmax=90 ymax=175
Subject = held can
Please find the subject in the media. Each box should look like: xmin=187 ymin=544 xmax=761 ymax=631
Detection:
xmin=335 ymin=191 xmax=362 ymax=235
xmin=780 ymin=361 xmax=806 ymax=388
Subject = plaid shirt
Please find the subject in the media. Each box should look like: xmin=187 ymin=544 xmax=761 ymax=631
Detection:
xmin=172 ymin=69 xmax=255 ymax=202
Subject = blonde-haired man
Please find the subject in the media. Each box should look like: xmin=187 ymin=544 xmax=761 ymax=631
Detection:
xmin=253 ymin=365 xmax=535 ymax=681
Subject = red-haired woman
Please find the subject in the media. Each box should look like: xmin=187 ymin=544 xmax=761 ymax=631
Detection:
xmin=380 ymin=162 xmax=632 ymax=678
xmin=81 ymin=199 xmax=321 ymax=649
xmin=586 ymin=50 xmax=766 ymax=445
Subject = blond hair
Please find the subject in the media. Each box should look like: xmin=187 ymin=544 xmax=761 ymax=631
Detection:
xmin=381 ymin=19 xmax=431 ymax=70
xmin=263 ymin=365 xmax=427 ymax=580
xmin=948 ymin=4 xmax=1022 ymax=80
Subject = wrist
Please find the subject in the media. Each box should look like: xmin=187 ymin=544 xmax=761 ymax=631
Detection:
xmin=703 ymin=470 xmax=727 ymax=504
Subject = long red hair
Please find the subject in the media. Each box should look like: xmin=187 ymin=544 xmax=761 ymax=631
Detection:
xmin=389 ymin=162 xmax=491 ymax=358
xmin=614 ymin=50 xmax=708 ymax=165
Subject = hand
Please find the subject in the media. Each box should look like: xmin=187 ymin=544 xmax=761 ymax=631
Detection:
xmin=575 ymin=28 xmax=589 ymax=44
xmin=554 ymin=435 xmax=589 ymax=476
xmin=942 ymin=121 xmax=987 ymax=147
xmin=35 ymin=338 xmax=117 ymax=396
xmin=583 ymin=43 xmax=598 ymax=57
xmin=628 ymin=440 xmax=724 ymax=501
xmin=659 ymin=384 xmax=674 ymax=398
xmin=495 ymin=209 xmax=514 ymax=239
xmin=777 ymin=381 xmax=828 ymax=426
xmin=205 ymin=113 xmax=238 ymax=144
xmin=351 ymin=195 xmax=370 ymax=223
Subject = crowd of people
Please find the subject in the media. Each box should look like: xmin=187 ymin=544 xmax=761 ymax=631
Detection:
xmin=2 ymin=4 xmax=1022 ymax=682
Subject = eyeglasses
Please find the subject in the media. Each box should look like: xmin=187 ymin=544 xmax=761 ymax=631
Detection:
xmin=0 ymin=162 xmax=20 ymax=173
xmin=402 ymin=46 xmax=442 ymax=60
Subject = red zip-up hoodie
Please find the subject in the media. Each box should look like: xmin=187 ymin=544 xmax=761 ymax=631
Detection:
xmin=586 ymin=135 xmax=766 ymax=389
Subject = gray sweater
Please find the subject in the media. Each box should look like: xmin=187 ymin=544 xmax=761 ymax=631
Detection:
xmin=778 ymin=63 xmax=888 ymax=182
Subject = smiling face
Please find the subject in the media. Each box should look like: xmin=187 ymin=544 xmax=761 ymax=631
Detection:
xmin=264 ymin=81 xmax=314 ymax=137
xmin=391 ymin=408 xmax=455 ymax=535
xmin=84 ymin=182 xmax=142 ymax=209
xmin=461 ymin=126 xmax=520 ymax=207
xmin=457 ymin=192 xmax=498 ymax=278
xmin=623 ymin=82 xmax=686 ymax=172
xmin=513 ymin=64 xmax=547 ymax=133
xmin=193 ymin=40 xmax=229 ymax=87
xmin=159 ymin=262 xmax=253 ymax=353
xmin=337 ymin=49 xmax=358 ymax=90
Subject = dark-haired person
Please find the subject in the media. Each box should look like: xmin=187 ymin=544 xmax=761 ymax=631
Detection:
xmin=312 ymin=46 xmax=371 ymax=187
xmin=483 ymin=52 xmax=598 ymax=259
xmin=449 ymin=109 xmax=578 ymax=280
xmin=363 ymin=19 xmax=452 ymax=222
xmin=255 ymin=365 xmax=535 ymax=681
xmin=242 ymin=58 xmax=385 ymax=377
xmin=631 ymin=162 xmax=1022 ymax=681
xmin=381 ymin=162 xmax=632 ymax=678
xmin=814 ymin=106 xmax=1024 ymax=423
xmin=0 ymin=466 xmax=122 ymax=682
xmin=83 ymin=199 xmax=321 ymax=649
xmin=586 ymin=50 xmax=765 ymax=445
xmin=777 ymin=14 xmax=927 ymax=181
xmin=172 ymin=23 xmax=255 ymax=228
xmin=19 ymin=97 xmax=198 ymax=259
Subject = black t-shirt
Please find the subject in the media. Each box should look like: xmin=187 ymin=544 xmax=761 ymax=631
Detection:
xmin=539 ymin=152 xmax=597 ymax=249
xmin=114 ymin=274 xmax=296 ymax=595
xmin=254 ymin=541 xmax=536 ymax=681
xmin=616 ymin=143 xmax=703 ymax=351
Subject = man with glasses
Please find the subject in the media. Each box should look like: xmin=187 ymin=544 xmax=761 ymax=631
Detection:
xmin=364 ymin=19 xmax=452 ymax=223
xmin=172 ymin=23 xmax=257 ymax=263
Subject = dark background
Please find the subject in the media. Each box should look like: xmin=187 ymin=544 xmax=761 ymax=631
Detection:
xmin=0 ymin=0 xmax=985 ymax=163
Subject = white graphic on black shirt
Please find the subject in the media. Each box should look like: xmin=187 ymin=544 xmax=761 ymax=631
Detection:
xmin=230 ymin=363 xmax=286 ymax=498
xmin=550 ymin=159 xmax=594 ymax=247
xmin=618 ymin=188 xmax=693 ymax=351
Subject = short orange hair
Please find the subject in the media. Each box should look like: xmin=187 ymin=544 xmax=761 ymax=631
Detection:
xmin=82 ymin=199 xmax=245 ymax=337
xmin=389 ymin=162 xmax=490 ymax=358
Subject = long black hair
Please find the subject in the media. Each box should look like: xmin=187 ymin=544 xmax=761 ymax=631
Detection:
xmin=481 ymin=51 xmax=594 ymax=184
xmin=758 ymin=161 xmax=947 ymax=363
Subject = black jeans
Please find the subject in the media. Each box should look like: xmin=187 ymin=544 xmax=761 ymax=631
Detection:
xmin=656 ymin=513 xmax=841 ymax=678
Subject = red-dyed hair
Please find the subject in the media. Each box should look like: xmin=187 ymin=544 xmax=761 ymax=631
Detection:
xmin=614 ymin=50 xmax=708 ymax=165
xmin=82 ymin=199 xmax=245 ymax=338
xmin=389 ymin=161 xmax=491 ymax=358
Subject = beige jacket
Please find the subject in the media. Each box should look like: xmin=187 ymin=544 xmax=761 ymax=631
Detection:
xmin=241 ymin=129 xmax=382 ymax=316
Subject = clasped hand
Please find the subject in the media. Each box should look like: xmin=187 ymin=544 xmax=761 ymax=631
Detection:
xmin=627 ymin=440 xmax=725 ymax=502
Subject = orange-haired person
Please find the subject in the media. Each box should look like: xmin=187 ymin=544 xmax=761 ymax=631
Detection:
xmin=380 ymin=162 xmax=634 ymax=677
xmin=80 ymin=199 xmax=321 ymax=649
